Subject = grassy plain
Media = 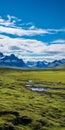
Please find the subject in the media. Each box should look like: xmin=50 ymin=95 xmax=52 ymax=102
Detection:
xmin=0 ymin=68 xmax=65 ymax=130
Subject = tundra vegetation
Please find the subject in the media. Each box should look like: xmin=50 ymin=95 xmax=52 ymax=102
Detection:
xmin=0 ymin=68 xmax=65 ymax=130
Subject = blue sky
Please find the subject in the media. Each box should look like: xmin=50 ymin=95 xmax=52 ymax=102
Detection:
xmin=0 ymin=0 xmax=65 ymax=61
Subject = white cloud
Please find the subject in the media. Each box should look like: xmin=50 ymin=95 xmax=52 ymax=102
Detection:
xmin=52 ymin=39 xmax=65 ymax=44
xmin=0 ymin=15 xmax=21 ymax=27
xmin=0 ymin=15 xmax=65 ymax=61
xmin=0 ymin=15 xmax=50 ymax=36
xmin=0 ymin=26 xmax=50 ymax=36
xmin=0 ymin=34 xmax=65 ymax=61
xmin=47 ymin=28 xmax=65 ymax=33
xmin=0 ymin=15 xmax=65 ymax=37
xmin=29 ymin=25 xmax=36 ymax=30
xmin=0 ymin=34 xmax=45 ymax=54
xmin=44 ymin=44 xmax=65 ymax=54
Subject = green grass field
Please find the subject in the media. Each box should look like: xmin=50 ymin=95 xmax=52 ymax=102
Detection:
xmin=0 ymin=68 xmax=65 ymax=130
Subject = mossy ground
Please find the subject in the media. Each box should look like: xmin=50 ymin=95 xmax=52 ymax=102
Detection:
xmin=0 ymin=68 xmax=65 ymax=130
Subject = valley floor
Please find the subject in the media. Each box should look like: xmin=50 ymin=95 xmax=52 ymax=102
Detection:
xmin=0 ymin=68 xmax=65 ymax=130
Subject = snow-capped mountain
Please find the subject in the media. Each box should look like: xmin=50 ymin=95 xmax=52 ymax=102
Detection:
xmin=26 ymin=59 xmax=65 ymax=68
xmin=0 ymin=52 xmax=65 ymax=69
xmin=26 ymin=61 xmax=49 ymax=68
xmin=0 ymin=53 xmax=27 ymax=68
xmin=48 ymin=59 xmax=65 ymax=68
xmin=0 ymin=52 xmax=4 ymax=58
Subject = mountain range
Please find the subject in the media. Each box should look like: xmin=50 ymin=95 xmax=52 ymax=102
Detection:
xmin=0 ymin=52 xmax=65 ymax=69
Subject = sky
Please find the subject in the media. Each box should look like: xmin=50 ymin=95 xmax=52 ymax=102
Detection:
xmin=0 ymin=0 xmax=65 ymax=62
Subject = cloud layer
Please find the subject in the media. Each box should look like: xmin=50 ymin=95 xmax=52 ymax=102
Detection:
xmin=0 ymin=15 xmax=65 ymax=61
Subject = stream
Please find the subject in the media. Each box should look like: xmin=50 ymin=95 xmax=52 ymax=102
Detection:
xmin=25 ymin=84 xmax=50 ymax=92
xmin=25 ymin=80 xmax=65 ymax=93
